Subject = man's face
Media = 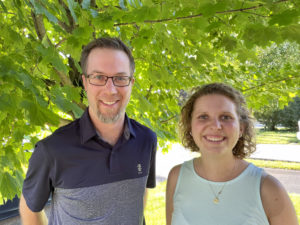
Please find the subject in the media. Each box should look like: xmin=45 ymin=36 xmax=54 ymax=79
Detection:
xmin=82 ymin=48 xmax=134 ymax=124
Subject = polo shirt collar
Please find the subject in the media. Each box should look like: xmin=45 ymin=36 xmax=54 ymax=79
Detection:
xmin=80 ymin=108 xmax=136 ymax=144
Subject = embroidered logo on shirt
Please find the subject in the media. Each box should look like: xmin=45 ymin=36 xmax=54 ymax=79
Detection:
xmin=137 ymin=164 xmax=142 ymax=175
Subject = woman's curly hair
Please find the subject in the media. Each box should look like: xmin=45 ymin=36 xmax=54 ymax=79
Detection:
xmin=179 ymin=83 xmax=256 ymax=159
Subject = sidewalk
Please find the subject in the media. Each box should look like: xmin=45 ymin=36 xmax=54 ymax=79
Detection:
xmin=156 ymin=143 xmax=300 ymax=194
xmin=252 ymin=144 xmax=300 ymax=162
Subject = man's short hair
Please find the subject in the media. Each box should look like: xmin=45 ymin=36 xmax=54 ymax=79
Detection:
xmin=80 ymin=37 xmax=135 ymax=75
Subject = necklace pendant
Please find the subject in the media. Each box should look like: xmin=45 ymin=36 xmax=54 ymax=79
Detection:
xmin=213 ymin=197 xmax=219 ymax=204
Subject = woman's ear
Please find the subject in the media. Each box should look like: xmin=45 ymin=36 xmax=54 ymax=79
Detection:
xmin=239 ymin=124 xmax=245 ymax=138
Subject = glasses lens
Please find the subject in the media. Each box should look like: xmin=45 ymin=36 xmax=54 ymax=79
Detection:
xmin=113 ymin=76 xmax=130 ymax=86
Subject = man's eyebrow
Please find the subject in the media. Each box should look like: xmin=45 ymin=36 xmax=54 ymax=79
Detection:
xmin=90 ymin=71 xmax=128 ymax=76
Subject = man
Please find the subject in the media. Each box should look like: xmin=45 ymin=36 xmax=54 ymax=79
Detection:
xmin=19 ymin=37 xmax=157 ymax=225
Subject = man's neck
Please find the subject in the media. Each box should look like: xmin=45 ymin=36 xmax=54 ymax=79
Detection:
xmin=89 ymin=110 xmax=125 ymax=146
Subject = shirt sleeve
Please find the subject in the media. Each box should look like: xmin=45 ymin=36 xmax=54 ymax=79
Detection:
xmin=22 ymin=141 xmax=53 ymax=212
xmin=146 ymin=134 xmax=157 ymax=188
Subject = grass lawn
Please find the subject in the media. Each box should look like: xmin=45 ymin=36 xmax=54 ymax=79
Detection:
xmin=256 ymin=129 xmax=300 ymax=145
xmin=247 ymin=159 xmax=300 ymax=170
xmin=145 ymin=181 xmax=300 ymax=224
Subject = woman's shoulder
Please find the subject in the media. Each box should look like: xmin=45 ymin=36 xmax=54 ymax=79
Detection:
xmin=168 ymin=158 xmax=194 ymax=179
xmin=260 ymin=172 xmax=298 ymax=224
xmin=168 ymin=164 xmax=182 ymax=181
xmin=261 ymin=172 xmax=287 ymax=202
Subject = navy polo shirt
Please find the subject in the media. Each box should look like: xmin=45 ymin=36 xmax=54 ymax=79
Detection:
xmin=22 ymin=109 xmax=157 ymax=225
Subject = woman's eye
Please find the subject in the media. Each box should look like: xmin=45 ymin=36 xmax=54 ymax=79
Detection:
xmin=198 ymin=115 xmax=208 ymax=120
xmin=221 ymin=115 xmax=232 ymax=120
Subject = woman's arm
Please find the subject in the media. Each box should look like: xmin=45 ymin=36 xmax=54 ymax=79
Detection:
xmin=261 ymin=173 xmax=298 ymax=225
xmin=166 ymin=165 xmax=181 ymax=225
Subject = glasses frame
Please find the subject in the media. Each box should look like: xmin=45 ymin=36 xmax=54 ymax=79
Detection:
xmin=85 ymin=74 xmax=133 ymax=87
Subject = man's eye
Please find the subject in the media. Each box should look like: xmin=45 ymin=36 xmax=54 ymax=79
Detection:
xmin=95 ymin=75 xmax=106 ymax=81
xmin=114 ymin=76 xmax=127 ymax=81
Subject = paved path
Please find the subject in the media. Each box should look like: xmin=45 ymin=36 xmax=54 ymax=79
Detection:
xmin=252 ymin=144 xmax=300 ymax=162
xmin=264 ymin=168 xmax=300 ymax=194
xmin=156 ymin=143 xmax=300 ymax=194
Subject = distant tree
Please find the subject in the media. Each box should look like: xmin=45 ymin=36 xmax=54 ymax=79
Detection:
xmin=254 ymin=101 xmax=282 ymax=131
xmin=254 ymin=97 xmax=300 ymax=131
xmin=279 ymin=97 xmax=300 ymax=131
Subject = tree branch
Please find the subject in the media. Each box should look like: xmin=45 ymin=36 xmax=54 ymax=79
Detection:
xmin=244 ymin=74 xmax=300 ymax=93
xmin=55 ymin=38 xmax=67 ymax=48
xmin=114 ymin=0 xmax=288 ymax=26
xmin=58 ymin=0 xmax=76 ymax=32
xmin=53 ymin=68 xmax=73 ymax=86
xmin=59 ymin=118 xmax=73 ymax=127
xmin=31 ymin=10 xmax=47 ymax=41
xmin=145 ymin=85 xmax=153 ymax=100
xmin=241 ymin=11 xmax=269 ymax=18
xmin=160 ymin=115 xmax=178 ymax=124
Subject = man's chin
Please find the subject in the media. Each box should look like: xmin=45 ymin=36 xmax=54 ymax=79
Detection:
xmin=97 ymin=112 xmax=121 ymax=124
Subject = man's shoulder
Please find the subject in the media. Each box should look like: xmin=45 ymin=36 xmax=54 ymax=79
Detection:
xmin=40 ymin=118 xmax=81 ymax=144
xmin=129 ymin=118 xmax=156 ymax=138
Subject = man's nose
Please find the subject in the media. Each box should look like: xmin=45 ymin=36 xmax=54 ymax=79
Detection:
xmin=105 ymin=77 xmax=118 ymax=93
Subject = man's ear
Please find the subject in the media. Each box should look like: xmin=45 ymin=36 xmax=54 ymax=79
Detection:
xmin=131 ymin=76 xmax=135 ymax=85
xmin=82 ymin=75 xmax=87 ymax=91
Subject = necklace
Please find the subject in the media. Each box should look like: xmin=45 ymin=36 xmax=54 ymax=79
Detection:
xmin=200 ymin=158 xmax=237 ymax=204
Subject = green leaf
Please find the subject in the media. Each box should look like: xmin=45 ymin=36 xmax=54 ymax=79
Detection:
xmin=30 ymin=0 xmax=58 ymax=23
xmin=0 ymin=172 xmax=19 ymax=203
xmin=37 ymin=44 xmax=68 ymax=74
xmin=0 ymin=0 xmax=7 ymax=12
xmin=93 ymin=13 xmax=114 ymax=29
xmin=221 ymin=36 xmax=237 ymax=51
xmin=134 ymin=6 xmax=159 ymax=22
xmin=119 ymin=0 xmax=127 ymax=10
xmin=242 ymin=24 xmax=279 ymax=48
xmin=63 ymin=85 xmax=81 ymax=102
xmin=67 ymin=0 xmax=78 ymax=23
xmin=128 ymin=0 xmax=142 ymax=8
xmin=72 ymin=26 xmax=93 ymax=42
xmin=281 ymin=25 xmax=300 ymax=44
xmin=21 ymin=100 xmax=59 ymax=126
xmin=0 ymin=94 xmax=18 ymax=112
xmin=269 ymin=9 xmax=299 ymax=26
xmin=199 ymin=2 xmax=227 ymax=17
xmin=81 ymin=0 xmax=90 ymax=9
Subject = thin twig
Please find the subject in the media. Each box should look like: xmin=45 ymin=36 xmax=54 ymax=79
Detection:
xmin=114 ymin=0 xmax=288 ymax=26
xmin=160 ymin=115 xmax=177 ymax=124
xmin=145 ymin=85 xmax=153 ymax=100
xmin=55 ymin=38 xmax=67 ymax=48
xmin=241 ymin=11 xmax=269 ymax=18
xmin=244 ymin=74 xmax=300 ymax=92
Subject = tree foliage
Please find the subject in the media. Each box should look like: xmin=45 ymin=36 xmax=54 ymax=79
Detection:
xmin=279 ymin=97 xmax=300 ymax=130
xmin=0 ymin=0 xmax=300 ymax=202
xmin=255 ymin=97 xmax=300 ymax=131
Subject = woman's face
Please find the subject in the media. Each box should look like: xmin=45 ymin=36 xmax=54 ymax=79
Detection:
xmin=190 ymin=94 xmax=243 ymax=157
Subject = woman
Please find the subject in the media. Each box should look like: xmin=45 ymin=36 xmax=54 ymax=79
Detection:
xmin=166 ymin=83 xmax=298 ymax=225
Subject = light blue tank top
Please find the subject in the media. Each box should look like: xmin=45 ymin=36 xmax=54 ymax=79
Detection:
xmin=172 ymin=160 xmax=270 ymax=225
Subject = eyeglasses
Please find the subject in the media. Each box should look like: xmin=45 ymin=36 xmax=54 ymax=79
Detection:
xmin=85 ymin=74 xmax=133 ymax=87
